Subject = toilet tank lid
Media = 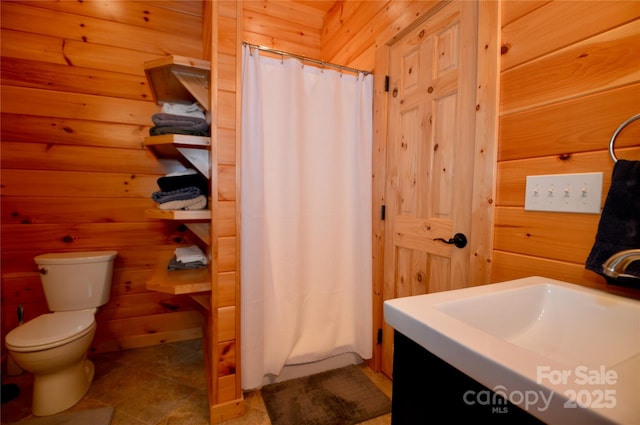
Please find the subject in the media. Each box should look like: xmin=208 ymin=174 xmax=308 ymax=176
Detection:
xmin=35 ymin=250 xmax=118 ymax=265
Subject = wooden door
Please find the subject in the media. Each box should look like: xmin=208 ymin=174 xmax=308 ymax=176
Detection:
xmin=381 ymin=1 xmax=478 ymax=376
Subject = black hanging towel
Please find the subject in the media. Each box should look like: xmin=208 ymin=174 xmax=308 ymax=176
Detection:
xmin=585 ymin=159 xmax=640 ymax=286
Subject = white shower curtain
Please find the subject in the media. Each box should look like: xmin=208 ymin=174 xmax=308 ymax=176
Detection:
xmin=241 ymin=45 xmax=373 ymax=390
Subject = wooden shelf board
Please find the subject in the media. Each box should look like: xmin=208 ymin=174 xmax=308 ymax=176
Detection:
xmin=145 ymin=209 xmax=211 ymax=221
xmin=144 ymin=55 xmax=210 ymax=107
xmin=144 ymin=55 xmax=211 ymax=73
xmin=146 ymin=253 xmax=211 ymax=295
xmin=144 ymin=134 xmax=211 ymax=150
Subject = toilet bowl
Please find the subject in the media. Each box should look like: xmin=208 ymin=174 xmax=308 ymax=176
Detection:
xmin=6 ymin=311 xmax=97 ymax=415
xmin=4 ymin=251 xmax=117 ymax=416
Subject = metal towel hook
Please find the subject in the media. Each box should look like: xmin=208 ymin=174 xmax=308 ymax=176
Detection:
xmin=609 ymin=113 xmax=640 ymax=164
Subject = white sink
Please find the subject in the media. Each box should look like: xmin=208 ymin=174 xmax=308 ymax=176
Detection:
xmin=384 ymin=276 xmax=640 ymax=425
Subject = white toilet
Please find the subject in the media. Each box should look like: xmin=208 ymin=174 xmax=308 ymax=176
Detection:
xmin=5 ymin=250 xmax=117 ymax=416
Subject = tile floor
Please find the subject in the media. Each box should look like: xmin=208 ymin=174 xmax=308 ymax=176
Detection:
xmin=1 ymin=339 xmax=392 ymax=425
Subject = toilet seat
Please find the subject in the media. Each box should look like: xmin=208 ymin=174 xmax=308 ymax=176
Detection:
xmin=5 ymin=311 xmax=96 ymax=352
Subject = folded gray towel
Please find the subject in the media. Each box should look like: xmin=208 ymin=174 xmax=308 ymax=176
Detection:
xmin=167 ymin=255 xmax=207 ymax=270
xmin=152 ymin=113 xmax=209 ymax=132
xmin=149 ymin=126 xmax=209 ymax=137
xmin=151 ymin=187 xmax=202 ymax=204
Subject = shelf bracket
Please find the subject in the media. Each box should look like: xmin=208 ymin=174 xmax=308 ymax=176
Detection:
xmin=185 ymin=223 xmax=211 ymax=245
xmin=176 ymin=147 xmax=211 ymax=177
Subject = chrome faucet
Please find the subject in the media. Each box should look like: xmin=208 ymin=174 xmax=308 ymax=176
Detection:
xmin=602 ymin=249 xmax=640 ymax=279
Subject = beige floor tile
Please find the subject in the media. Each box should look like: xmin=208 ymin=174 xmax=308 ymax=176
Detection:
xmin=109 ymin=409 xmax=148 ymax=425
xmin=1 ymin=340 xmax=392 ymax=425
xmin=155 ymin=389 xmax=210 ymax=425
xmin=220 ymin=405 xmax=271 ymax=425
xmin=109 ymin=370 xmax=196 ymax=424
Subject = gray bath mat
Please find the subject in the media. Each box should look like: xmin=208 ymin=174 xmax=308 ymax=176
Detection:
xmin=261 ymin=365 xmax=391 ymax=425
xmin=18 ymin=407 xmax=114 ymax=425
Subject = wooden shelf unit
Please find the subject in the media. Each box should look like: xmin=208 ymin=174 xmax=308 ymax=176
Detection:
xmin=143 ymin=55 xmax=212 ymax=295
xmin=143 ymin=45 xmax=244 ymax=423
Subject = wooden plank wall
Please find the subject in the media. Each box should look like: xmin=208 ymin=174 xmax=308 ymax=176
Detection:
xmin=320 ymin=0 xmax=640 ymax=299
xmin=321 ymin=0 xmax=440 ymax=70
xmin=494 ymin=0 xmax=640 ymax=297
xmin=242 ymin=0 xmax=332 ymax=58
xmin=0 ymin=1 xmax=206 ymax=354
xmin=242 ymin=0 xmax=443 ymax=71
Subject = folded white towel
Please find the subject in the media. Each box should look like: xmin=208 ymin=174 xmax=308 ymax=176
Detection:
xmin=162 ymin=102 xmax=206 ymax=120
xmin=175 ymin=245 xmax=208 ymax=264
xmin=164 ymin=168 xmax=198 ymax=178
xmin=157 ymin=195 xmax=207 ymax=210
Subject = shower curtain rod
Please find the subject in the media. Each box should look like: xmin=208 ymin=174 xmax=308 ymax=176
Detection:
xmin=242 ymin=42 xmax=371 ymax=76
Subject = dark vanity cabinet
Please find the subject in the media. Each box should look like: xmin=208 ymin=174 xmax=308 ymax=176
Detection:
xmin=391 ymin=331 xmax=545 ymax=424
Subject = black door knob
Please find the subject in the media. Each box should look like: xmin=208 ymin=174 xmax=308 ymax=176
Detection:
xmin=433 ymin=233 xmax=468 ymax=249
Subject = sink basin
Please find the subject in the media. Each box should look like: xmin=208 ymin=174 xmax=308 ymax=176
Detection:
xmin=384 ymin=276 xmax=640 ymax=425
xmin=435 ymin=280 xmax=639 ymax=368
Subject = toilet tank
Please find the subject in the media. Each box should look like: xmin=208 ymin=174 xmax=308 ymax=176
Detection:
xmin=34 ymin=251 xmax=118 ymax=312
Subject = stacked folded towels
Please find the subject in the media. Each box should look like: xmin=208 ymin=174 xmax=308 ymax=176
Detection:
xmin=168 ymin=245 xmax=208 ymax=270
xmin=150 ymin=102 xmax=209 ymax=137
xmin=152 ymin=169 xmax=208 ymax=210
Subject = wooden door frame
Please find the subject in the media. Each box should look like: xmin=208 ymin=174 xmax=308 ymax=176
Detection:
xmin=368 ymin=1 xmax=500 ymax=375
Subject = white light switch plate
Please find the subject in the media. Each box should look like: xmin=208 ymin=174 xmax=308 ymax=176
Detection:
xmin=524 ymin=172 xmax=603 ymax=214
